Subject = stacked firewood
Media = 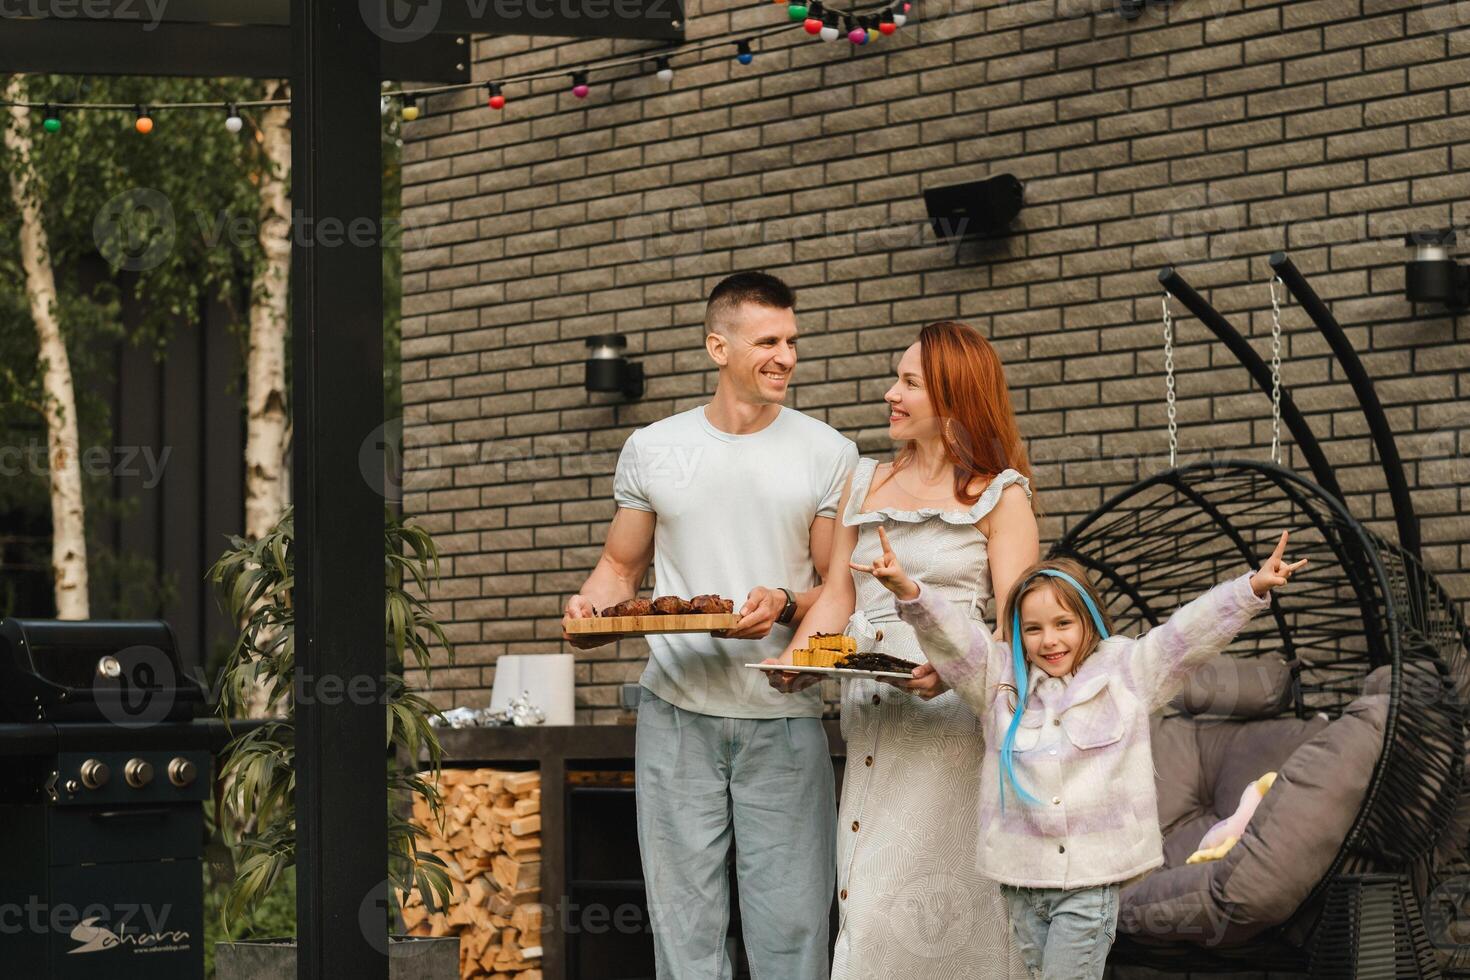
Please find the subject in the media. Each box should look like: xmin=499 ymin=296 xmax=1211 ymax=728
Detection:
xmin=401 ymin=768 xmax=545 ymax=979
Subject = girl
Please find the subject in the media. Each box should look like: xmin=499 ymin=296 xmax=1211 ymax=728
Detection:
xmin=855 ymin=525 xmax=1307 ymax=979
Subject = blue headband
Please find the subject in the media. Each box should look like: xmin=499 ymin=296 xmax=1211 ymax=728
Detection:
xmin=999 ymin=569 xmax=1111 ymax=810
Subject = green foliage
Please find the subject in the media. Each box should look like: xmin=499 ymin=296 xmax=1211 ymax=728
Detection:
xmin=208 ymin=507 xmax=455 ymax=932
xmin=0 ymin=74 xmax=266 ymax=617
xmin=1 ymin=75 xmax=265 ymax=351
xmin=203 ymin=862 xmax=297 ymax=978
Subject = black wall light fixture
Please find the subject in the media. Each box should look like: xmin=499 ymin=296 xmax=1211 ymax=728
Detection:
xmin=923 ymin=174 xmax=1024 ymax=243
xmin=1116 ymin=0 xmax=1170 ymax=19
xmin=1405 ymin=228 xmax=1469 ymax=311
xmin=585 ymin=334 xmax=645 ymax=400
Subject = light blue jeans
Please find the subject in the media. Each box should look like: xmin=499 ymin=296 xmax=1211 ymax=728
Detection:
xmin=1001 ymin=882 xmax=1120 ymax=980
xmin=635 ymin=687 xmax=836 ymax=980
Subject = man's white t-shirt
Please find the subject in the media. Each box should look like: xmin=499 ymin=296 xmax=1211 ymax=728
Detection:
xmin=613 ymin=405 xmax=858 ymax=719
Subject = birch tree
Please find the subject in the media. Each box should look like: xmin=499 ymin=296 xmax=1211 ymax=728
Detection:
xmin=3 ymin=76 xmax=88 ymax=618
xmin=244 ymin=80 xmax=291 ymax=543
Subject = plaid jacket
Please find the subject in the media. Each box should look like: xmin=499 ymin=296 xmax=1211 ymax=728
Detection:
xmin=893 ymin=572 xmax=1272 ymax=889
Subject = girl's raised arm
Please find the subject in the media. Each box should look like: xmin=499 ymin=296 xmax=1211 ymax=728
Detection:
xmin=861 ymin=526 xmax=1001 ymax=717
xmin=1128 ymin=530 xmax=1305 ymax=711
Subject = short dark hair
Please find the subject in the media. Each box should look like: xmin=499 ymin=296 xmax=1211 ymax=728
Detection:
xmin=705 ymin=272 xmax=795 ymax=336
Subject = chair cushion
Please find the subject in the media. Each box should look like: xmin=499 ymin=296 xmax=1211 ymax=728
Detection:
xmin=1151 ymin=713 xmax=1328 ymax=865
xmin=1172 ymin=654 xmax=1294 ymax=719
xmin=1121 ymin=691 xmax=1387 ymax=946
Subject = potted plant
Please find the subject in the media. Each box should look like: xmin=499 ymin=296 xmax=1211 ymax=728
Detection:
xmin=209 ymin=507 xmax=458 ymax=979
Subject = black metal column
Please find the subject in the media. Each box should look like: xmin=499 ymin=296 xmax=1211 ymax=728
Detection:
xmin=291 ymin=1 xmax=387 ymax=977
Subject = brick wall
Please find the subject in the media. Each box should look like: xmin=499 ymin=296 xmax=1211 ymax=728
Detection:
xmin=398 ymin=0 xmax=1470 ymax=721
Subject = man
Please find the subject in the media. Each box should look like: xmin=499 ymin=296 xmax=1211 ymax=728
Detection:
xmin=562 ymin=271 xmax=857 ymax=979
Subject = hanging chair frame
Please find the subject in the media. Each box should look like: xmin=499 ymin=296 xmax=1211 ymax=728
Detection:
xmin=1053 ymin=260 xmax=1470 ymax=974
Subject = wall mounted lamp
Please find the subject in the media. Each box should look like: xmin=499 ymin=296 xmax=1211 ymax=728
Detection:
xmin=1116 ymin=0 xmax=1170 ymax=19
xmin=585 ymin=335 xmax=644 ymax=401
xmin=1405 ymin=229 xmax=1469 ymax=311
xmin=922 ymin=174 xmax=1024 ymax=242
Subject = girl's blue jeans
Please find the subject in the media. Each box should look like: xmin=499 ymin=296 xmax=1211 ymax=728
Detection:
xmin=1000 ymin=882 xmax=1120 ymax=980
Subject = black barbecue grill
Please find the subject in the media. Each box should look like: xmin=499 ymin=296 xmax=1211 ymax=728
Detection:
xmin=0 ymin=618 xmax=226 ymax=980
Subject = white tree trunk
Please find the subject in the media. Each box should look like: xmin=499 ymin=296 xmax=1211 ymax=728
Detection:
xmin=244 ymin=80 xmax=292 ymax=542
xmin=243 ymin=82 xmax=293 ymax=719
xmin=4 ymin=77 xmax=89 ymax=620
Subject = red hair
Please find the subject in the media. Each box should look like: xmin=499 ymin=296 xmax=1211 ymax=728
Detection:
xmin=891 ymin=320 xmax=1033 ymax=507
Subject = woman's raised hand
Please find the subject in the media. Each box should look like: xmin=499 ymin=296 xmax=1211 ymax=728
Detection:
xmin=850 ymin=526 xmax=920 ymax=601
xmin=1250 ymin=530 xmax=1310 ymax=597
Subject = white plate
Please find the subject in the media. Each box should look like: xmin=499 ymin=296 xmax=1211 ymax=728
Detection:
xmin=744 ymin=662 xmax=915 ymax=681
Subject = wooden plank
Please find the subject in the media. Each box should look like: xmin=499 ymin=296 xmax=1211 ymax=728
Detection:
xmin=563 ymin=613 xmax=738 ymax=635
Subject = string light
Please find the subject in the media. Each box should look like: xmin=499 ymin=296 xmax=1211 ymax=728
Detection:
xmin=1 ymin=4 xmax=909 ymax=133
xmin=804 ymin=1 xmax=826 ymax=34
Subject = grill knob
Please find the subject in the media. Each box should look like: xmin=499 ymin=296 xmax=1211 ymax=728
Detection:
xmin=167 ymin=758 xmax=197 ymax=788
xmin=64 ymin=779 xmax=80 ymax=795
xmin=80 ymin=759 xmax=110 ymax=790
xmin=124 ymin=758 xmax=154 ymax=789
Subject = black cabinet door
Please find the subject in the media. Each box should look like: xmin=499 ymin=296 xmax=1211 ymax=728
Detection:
xmin=49 ymin=858 xmax=205 ymax=979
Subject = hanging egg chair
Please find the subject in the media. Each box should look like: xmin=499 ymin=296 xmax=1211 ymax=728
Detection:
xmin=1049 ymin=257 xmax=1470 ymax=977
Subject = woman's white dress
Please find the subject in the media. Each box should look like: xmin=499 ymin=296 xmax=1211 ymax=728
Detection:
xmin=830 ymin=457 xmax=1029 ymax=980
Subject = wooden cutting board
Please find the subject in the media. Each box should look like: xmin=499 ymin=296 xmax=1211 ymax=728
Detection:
xmin=564 ymin=613 xmax=740 ymax=635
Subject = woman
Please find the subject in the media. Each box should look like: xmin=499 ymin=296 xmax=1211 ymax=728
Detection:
xmin=766 ymin=321 xmax=1037 ymax=979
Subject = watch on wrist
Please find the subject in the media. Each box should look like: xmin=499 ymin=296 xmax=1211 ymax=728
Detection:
xmin=776 ymin=587 xmax=797 ymax=625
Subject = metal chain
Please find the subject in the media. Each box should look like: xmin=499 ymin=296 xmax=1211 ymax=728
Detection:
xmin=1163 ymin=294 xmax=1178 ymax=468
xmin=1268 ymin=276 xmax=1285 ymax=465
